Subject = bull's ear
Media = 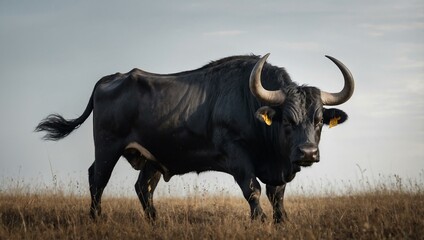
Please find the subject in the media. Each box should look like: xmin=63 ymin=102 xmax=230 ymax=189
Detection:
xmin=323 ymin=108 xmax=348 ymax=128
xmin=255 ymin=106 xmax=276 ymax=126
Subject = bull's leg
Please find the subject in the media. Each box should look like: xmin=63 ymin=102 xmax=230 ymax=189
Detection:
xmin=235 ymin=175 xmax=267 ymax=221
xmin=266 ymin=184 xmax=288 ymax=223
xmin=213 ymin=129 xmax=265 ymax=221
xmin=135 ymin=162 xmax=161 ymax=220
xmin=88 ymin=142 xmax=121 ymax=220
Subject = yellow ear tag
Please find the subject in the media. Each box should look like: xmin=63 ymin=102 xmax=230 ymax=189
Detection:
xmin=261 ymin=113 xmax=272 ymax=126
xmin=329 ymin=116 xmax=341 ymax=128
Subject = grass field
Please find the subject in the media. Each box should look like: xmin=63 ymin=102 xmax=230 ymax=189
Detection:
xmin=1 ymin=183 xmax=423 ymax=240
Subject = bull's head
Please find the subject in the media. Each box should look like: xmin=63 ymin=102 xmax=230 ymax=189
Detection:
xmin=249 ymin=54 xmax=354 ymax=180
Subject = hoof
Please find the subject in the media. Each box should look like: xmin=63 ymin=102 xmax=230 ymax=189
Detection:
xmin=273 ymin=211 xmax=288 ymax=224
xmin=90 ymin=206 xmax=101 ymax=221
xmin=145 ymin=208 xmax=157 ymax=221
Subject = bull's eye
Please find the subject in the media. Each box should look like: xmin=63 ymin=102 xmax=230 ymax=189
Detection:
xmin=282 ymin=118 xmax=293 ymax=127
xmin=315 ymin=118 xmax=323 ymax=128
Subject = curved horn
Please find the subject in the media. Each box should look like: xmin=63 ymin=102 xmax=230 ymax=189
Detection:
xmin=321 ymin=56 xmax=355 ymax=106
xmin=249 ymin=53 xmax=285 ymax=105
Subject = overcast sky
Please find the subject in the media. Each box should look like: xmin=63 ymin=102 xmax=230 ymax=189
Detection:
xmin=1 ymin=1 xmax=423 ymax=197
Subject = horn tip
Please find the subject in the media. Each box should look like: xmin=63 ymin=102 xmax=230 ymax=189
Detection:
xmin=325 ymin=55 xmax=342 ymax=65
xmin=325 ymin=55 xmax=334 ymax=60
xmin=258 ymin=53 xmax=271 ymax=63
xmin=262 ymin=53 xmax=271 ymax=61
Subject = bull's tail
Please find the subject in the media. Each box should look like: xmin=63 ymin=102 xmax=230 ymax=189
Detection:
xmin=35 ymin=86 xmax=96 ymax=141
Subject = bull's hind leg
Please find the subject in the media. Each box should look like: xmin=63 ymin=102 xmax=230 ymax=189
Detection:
xmin=135 ymin=162 xmax=161 ymax=220
xmin=88 ymin=141 xmax=121 ymax=220
xmin=266 ymin=184 xmax=288 ymax=223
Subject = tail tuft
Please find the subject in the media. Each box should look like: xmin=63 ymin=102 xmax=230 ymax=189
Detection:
xmin=35 ymin=114 xmax=83 ymax=141
xmin=35 ymin=82 xmax=96 ymax=141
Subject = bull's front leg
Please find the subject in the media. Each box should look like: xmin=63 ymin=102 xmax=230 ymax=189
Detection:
xmin=235 ymin=175 xmax=267 ymax=221
xmin=266 ymin=184 xmax=288 ymax=223
xmin=213 ymin=128 xmax=266 ymax=221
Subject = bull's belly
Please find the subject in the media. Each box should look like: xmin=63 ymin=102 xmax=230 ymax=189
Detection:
xmin=123 ymin=141 xmax=227 ymax=182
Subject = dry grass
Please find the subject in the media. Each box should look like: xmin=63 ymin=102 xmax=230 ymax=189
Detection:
xmin=1 ymin=189 xmax=423 ymax=239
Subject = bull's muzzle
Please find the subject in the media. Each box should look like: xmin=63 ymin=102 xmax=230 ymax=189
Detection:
xmin=294 ymin=143 xmax=319 ymax=167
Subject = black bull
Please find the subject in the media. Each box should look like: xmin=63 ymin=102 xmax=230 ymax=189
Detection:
xmin=36 ymin=54 xmax=354 ymax=223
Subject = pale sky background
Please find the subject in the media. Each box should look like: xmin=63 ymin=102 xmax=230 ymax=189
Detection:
xmin=0 ymin=1 xmax=423 ymax=197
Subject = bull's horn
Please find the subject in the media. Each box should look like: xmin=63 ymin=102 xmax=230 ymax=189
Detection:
xmin=320 ymin=56 xmax=355 ymax=106
xmin=249 ymin=53 xmax=285 ymax=105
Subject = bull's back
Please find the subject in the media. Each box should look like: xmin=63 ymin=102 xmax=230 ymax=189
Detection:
xmin=92 ymin=68 xmax=210 ymax=142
